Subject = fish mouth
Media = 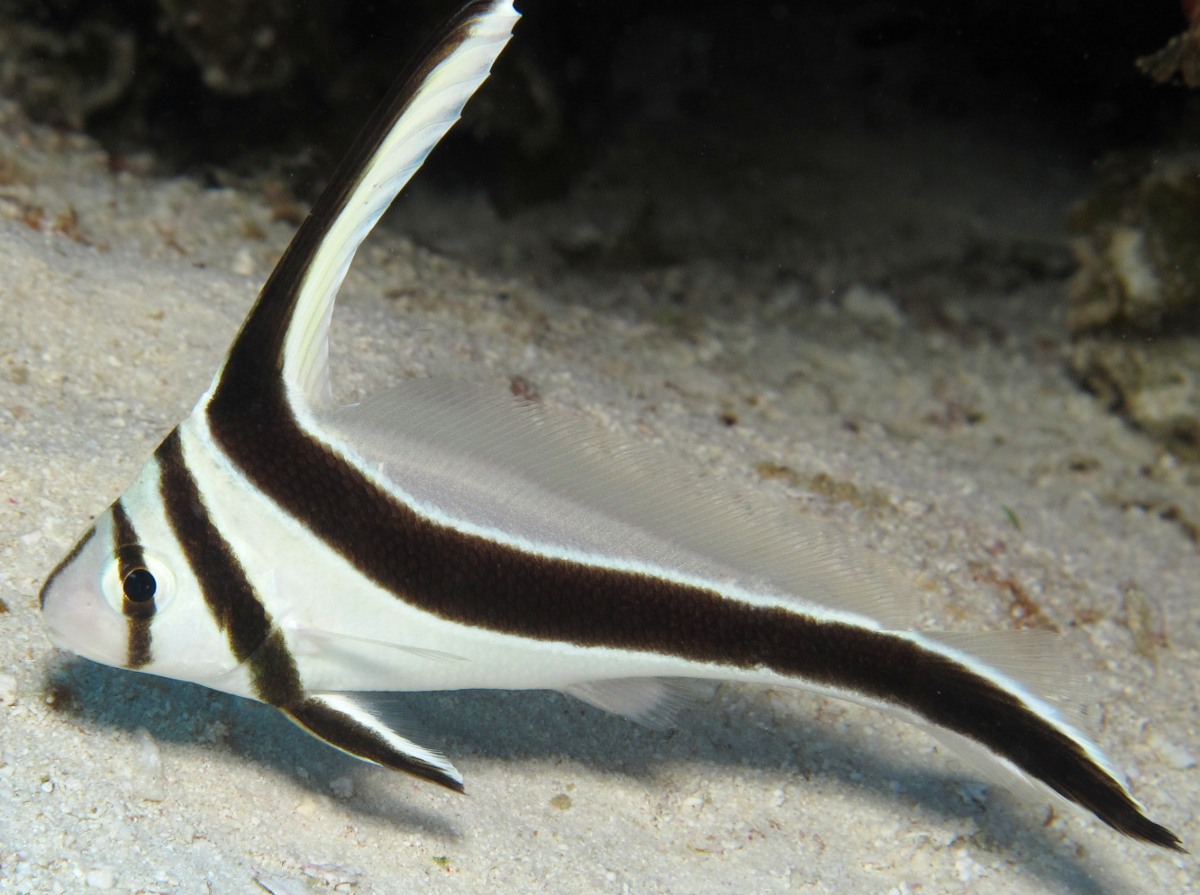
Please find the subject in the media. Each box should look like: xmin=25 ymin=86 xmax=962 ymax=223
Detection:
xmin=40 ymin=618 xmax=116 ymax=669
xmin=39 ymin=524 xmax=130 ymax=667
xmin=43 ymin=625 xmax=72 ymax=652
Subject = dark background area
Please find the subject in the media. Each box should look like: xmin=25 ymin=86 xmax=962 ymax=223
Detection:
xmin=1 ymin=0 xmax=1193 ymax=207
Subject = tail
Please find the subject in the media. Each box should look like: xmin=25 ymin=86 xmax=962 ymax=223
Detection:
xmin=756 ymin=618 xmax=1184 ymax=850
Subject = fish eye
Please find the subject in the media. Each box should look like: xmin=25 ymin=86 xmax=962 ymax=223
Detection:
xmin=122 ymin=568 xmax=157 ymax=603
xmin=102 ymin=551 xmax=176 ymax=617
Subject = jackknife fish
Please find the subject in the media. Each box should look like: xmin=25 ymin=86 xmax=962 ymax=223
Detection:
xmin=39 ymin=0 xmax=1182 ymax=851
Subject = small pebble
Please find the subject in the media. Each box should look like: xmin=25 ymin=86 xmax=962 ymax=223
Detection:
xmin=1149 ymin=733 xmax=1197 ymax=770
xmin=254 ymin=874 xmax=311 ymax=895
xmin=132 ymin=727 xmax=166 ymax=802
xmin=304 ymin=862 xmax=361 ymax=886
xmin=329 ymin=775 xmax=354 ymax=799
xmin=231 ymin=247 xmax=256 ymax=277
xmin=85 ymin=867 xmax=116 ymax=889
xmin=0 ymin=672 xmax=17 ymax=707
xmin=549 ymin=793 xmax=571 ymax=811
xmin=841 ymin=283 xmax=904 ymax=329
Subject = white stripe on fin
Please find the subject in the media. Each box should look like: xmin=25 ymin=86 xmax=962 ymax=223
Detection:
xmin=284 ymin=692 xmax=463 ymax=790
xmin=285 ymin=0 xmax=520 ymax=402
xmin=923 ymin=723 xmax=1116 ymax=826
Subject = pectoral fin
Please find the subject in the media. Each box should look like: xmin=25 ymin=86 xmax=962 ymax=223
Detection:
xmin=283 ymin=693 xmax=463 ymax=791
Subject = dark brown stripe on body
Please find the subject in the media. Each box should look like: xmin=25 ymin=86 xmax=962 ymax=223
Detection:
xmin=112 ymin=501 xmax=153 ymax=669
xmin=206 ymin=377 xmax=1180 ymax=849
xmin=125 ymin=611 xmax=152 ymax=669
xmin=202 ymin=0 xmax=1178 ymax=851
xmin=155 ymin=428 xmax=304 ymax=708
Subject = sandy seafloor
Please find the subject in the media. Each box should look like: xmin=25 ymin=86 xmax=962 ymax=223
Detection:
xmin=0 ymin=69 xmax=1197 ymax=895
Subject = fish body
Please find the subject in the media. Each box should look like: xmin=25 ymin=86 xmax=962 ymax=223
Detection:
xmin=39 ymin=0 xmax=1182 ymax=850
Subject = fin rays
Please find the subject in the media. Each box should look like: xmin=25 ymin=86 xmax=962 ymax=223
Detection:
xmin=322 ymin=379 xmax=914 ymax=629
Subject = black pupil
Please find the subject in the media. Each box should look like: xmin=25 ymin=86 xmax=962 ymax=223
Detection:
xmin=123 ymin=568 xmax=157 ymax=603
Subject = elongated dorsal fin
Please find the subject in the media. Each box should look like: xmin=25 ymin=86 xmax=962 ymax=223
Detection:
xmin=219 ymin=0 xmax=520 ymax=405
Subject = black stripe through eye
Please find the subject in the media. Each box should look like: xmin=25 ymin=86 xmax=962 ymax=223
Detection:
xmin=112 ymin=502 xmax=155 ymax=667
xmin=123 ymin=568 xmax=157 ymax=603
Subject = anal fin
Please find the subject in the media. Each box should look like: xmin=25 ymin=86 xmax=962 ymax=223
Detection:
xmin=283 ymin=693 xmax=463 ymax=792
xmin=561 ymin=677 xmax=712 ymax=731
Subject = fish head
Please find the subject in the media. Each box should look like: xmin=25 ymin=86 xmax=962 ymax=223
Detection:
xmin=40 ymin=454 xmax=254 ymax=698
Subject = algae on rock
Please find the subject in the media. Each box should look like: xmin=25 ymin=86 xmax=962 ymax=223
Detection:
xmin=1067 ymin=151 xmax=1200 ymax=461
xmin=1067 ymin=152 xmax=1200 ymax=335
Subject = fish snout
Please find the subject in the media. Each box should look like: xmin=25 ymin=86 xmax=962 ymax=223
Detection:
xmin=39 ymin=526 xmax=125 ymax=660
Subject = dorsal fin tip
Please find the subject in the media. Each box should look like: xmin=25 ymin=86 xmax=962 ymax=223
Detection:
xmin=216 ymin=1 xmax=521 ymax=407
